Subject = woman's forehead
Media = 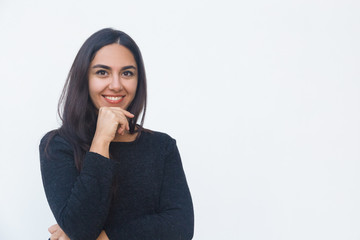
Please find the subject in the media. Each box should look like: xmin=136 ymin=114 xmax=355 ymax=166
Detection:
xmin=91 ymin=44 xmax=137 ymax=69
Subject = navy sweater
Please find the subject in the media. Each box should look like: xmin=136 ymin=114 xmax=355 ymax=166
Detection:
xmin=39 ymin=130 xmax=194 ymax=240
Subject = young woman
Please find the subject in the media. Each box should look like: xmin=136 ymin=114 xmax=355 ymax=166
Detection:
xmin=39 ymin=28 xmax=194 ymax=240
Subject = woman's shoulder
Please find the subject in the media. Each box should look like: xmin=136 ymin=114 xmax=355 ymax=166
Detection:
xmin=141 ymin=128 xmax=176 ymax=143
xmin=39 ymin=129 xmax=72 ymax=153
xmin=139 ymin=129 xmax=177 ymax=156
xmin=140 ymin=128 xmax=178 ymax=153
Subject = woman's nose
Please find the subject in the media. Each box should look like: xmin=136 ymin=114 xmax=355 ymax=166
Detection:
xmin=108 ymin=75 xmax=123 ymax=91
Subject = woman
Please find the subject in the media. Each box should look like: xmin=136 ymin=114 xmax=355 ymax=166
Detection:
xmin=39 ymin=28 xmax=194 ymax=240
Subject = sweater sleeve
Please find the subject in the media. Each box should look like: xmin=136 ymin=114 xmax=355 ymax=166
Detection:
xmin=105 ymin=138 xmax=194 ymax=240
xmin=39 ymin=134 xmax=120 ymax=240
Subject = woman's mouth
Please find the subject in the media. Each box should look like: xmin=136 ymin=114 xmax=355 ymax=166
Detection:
xmin=103 ymin=95 xmax=124 ymax=104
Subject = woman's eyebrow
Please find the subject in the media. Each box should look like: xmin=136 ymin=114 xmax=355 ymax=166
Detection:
xmin=91 ymin=64 xmax=136 ymax=71
xmin=92 ymin=64 xmax=111 ymax=70
xmin=122 ymin=65 xmax=137 ymax=71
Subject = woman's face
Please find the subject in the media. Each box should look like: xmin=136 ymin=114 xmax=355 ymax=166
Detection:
xmin=88 ymin=43 xmax=138 ymax=110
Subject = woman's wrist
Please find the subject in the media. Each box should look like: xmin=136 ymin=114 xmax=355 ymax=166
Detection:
xmin=90 ymin=137 xmax=111 ymax=158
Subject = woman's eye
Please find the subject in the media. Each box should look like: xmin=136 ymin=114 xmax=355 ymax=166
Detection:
xmin=96 ymin=70 xmax=108 ymax=76
xmin=122 ymin=71 xmax=134 ymax=77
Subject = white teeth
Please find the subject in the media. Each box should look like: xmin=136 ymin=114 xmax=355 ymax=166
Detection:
xmin=105 ymin=96 xmax=123 ymax=100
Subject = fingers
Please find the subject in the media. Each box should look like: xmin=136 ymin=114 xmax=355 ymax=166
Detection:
xmin=50 ymin=231 xmax=67 ymax=240
xmin=100 ymin=107 xmax=133 ymax=135
xmin=49 ymin=226 xmax=70 ymax=240
xmin=59 ymin=236 xmax=70 ymax=240
xmin=108 ymin=107 xmax=135 ymax=118
xmin=109 ymin=111 xmax=129 ymax=135
xmin=50 ymin=229 xmax=60 ymax=240
xmin=95 ymin=107 xmax=136 ymax=142
xmin=97 ymin=230 xmax=109 ymax=240
xmin=48 ymin=224 xmax=59 ymax=234
xmin=99 ymin=107 xmax=134 ymax=124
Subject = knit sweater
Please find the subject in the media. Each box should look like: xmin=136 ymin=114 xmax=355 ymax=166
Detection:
xmin=39 ymin=130 xmax=194 ymax=240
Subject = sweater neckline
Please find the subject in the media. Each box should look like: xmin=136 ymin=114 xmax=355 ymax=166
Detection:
xmin=110 ymin=131 xmax=144 ymax=145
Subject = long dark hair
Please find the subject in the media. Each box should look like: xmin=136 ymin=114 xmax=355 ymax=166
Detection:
xmin=45 ymin=28 xmax=147 ymax=170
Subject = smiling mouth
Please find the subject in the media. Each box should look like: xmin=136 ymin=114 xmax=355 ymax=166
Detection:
xmin=103 ymin=95 xmax=125 ymax=103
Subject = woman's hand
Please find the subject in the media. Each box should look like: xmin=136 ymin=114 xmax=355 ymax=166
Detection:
xmin=90 ymin=107 xmax=134 ymax=157
xmin=48 ymin=224 xmax=70 ymax=240
xmin=97 ymin=230 xmax=110 ymax=240
xmin=48 ymin=224 xmax=109 ymax=240
xmin=95 ymin=107 xmax=134 ymax=142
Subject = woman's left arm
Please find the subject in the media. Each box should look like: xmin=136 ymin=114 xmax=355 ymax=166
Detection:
xmin=48 ymin=224 xmax=109 ymax=240
xmin=106 ymin=139 xmax=194 ymax=240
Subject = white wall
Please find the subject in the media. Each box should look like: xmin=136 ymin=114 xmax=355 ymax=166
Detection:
xmin=0 ymin=0 xmax=359 ymax=239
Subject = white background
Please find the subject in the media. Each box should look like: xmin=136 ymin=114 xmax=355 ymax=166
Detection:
xmin=0 ymin=0 xmax=359 ymax=239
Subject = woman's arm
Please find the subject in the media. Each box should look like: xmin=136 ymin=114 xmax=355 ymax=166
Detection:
xmin=48 ymin=224 xmax=109 ymax=240
xmin=40 ymin=134 xmax=119 ymax=240
xmin=105 ymin=139 xmax=194 ymax=240
xmin=40 ymin=107 xmax=133 ymax=239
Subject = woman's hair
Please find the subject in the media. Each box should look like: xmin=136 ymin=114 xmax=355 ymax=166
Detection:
xmin=45 ymin=28 xmax=147 ymax=170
